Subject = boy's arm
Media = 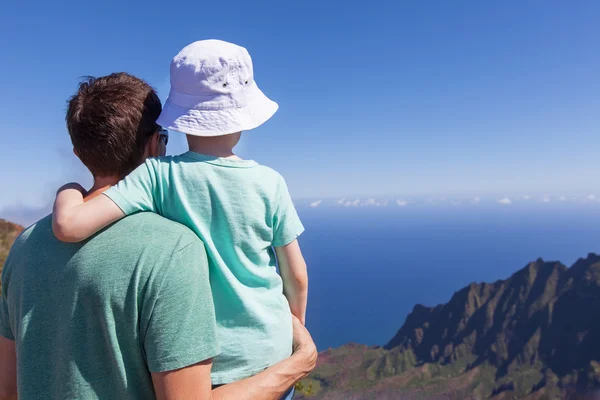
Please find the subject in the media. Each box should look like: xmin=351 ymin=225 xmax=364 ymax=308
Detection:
xmin=52 ymin=183 xmax=125 ymax=242
xmin=276 ymin=240 xmax=308 ymax=325
xmin=272 ymin=175 xmax=307 ymax=323
xmin=53 ymin=160 xmax=159 ymax=243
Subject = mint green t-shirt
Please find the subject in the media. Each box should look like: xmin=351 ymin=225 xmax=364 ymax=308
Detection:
xmin=0 ymin=214 xmax=219 ymax=400
xmin=104 ymin=151 xmax=305 ymax=384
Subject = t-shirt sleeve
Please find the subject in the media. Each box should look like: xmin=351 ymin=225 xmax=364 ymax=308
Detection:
xmin=0 ymin=258 xmax=14 ymax=340
xmin=272 ymin=175 xmax=305 ymax=247
xmin=103 ymin=159 xmax=159 ymax=215
xmin=0 ymin=295 xmax=12 ymax=340
xmin=142 ymin=238 xmax=220 ymax=372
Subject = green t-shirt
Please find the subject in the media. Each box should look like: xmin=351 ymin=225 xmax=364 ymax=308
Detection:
xmin=0 ymin=213 xmax=219 ymax=400
xmin=104 ymin=151 xmax=304 ymax=384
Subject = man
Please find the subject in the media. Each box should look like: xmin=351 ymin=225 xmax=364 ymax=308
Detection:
xmin=0 ymin=73 xmax=316 ymax=400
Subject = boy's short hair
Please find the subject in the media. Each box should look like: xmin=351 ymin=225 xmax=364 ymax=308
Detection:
xmin=66 ymin=72 xmax=162 ymax=178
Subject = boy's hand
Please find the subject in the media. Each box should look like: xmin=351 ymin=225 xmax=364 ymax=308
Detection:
xmin=57 ymin=182 xmax=87 ymax=197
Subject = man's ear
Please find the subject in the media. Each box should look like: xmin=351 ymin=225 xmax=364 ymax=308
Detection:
xmin=144 ymin=133 xmax=160 ymax=158
xmin=73 ymin=147 xmax=80 ymax=160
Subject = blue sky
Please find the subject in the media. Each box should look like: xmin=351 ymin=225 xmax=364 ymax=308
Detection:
xmin=1 ymin=0 xmax=600 ymax=222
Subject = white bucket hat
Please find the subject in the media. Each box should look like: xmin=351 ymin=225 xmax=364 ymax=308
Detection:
xmin=157 ymin=40 xmax=279 ymax=137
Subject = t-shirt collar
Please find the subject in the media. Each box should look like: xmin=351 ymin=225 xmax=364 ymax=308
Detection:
xmin=183 ymin=151 xmax=258 ymax=168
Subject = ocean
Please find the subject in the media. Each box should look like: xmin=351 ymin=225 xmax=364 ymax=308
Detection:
xmin=298 ymin=202 xmax=600 ymax=351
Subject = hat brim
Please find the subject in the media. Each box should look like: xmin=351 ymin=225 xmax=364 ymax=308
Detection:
xmin=157 ymin=85 xmax=278 ymax=137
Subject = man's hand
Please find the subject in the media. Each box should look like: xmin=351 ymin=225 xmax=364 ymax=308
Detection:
xmin=153 ymin=317 xmax=318 ymax=400
xmin=291 ymin=316 xmax=317 ymax=376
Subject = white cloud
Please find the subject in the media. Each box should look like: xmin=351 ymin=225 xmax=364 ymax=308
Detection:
xmin=343 ymin=199 xmax=360 ymax=207
xmin=559 ymin=196 xmax=566 ymax=201
xmin=472 ymin=196 xmax=481 ymax=203
xmin=396 ymin=200 xmax=408 ymax=207
xmin=337 ymin=197 xmax=381 ymax=207
xmin=542 ymin=197 xmax=550 ymax=203
xmin=309 ymin=200 xmax=323 ymax=208
xmin=498 ymin=197 xmax=512 ymax=205
xmin=363 ymin=198 xmax=377 ymax=206
xmin=523 ymin=195 xmax=531 ymax=200
xmin=588 ymin=194 xmax=596 ymax=200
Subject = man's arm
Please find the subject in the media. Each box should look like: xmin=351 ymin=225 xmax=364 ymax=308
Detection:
xmin=151 ymin=316 xmax=318 ymax=400
xmin=276 ymin=240 xmax=309 ymax=324
xmin=0 ymin=337 xmax=17 ymax=400
xmin=151 ymin=360 xmax=212 ymax=400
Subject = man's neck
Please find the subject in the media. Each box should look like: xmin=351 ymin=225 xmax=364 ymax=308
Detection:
xmin=86 ymin=176 xmax=120 ymax=201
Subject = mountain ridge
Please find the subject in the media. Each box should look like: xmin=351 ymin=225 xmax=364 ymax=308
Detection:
xmin=297 ymin=254 xmax=600 ymax=399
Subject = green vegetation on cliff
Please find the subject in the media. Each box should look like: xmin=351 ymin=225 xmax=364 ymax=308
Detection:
xmin=0 ymin=219 xmax=23 ymax=280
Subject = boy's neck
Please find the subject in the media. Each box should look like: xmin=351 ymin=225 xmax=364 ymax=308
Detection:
xmin=187 ymin=132 xmax=242 ymax=158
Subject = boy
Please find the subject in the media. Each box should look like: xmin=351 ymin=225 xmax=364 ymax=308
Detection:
xmin=53 ymin=40 xmax=308 ymax=388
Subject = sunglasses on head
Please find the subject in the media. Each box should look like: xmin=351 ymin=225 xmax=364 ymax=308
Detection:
xmin=158 ymin=129 xmax=169 ymax=146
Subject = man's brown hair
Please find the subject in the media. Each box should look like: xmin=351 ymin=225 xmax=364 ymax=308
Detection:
xmin=66 ymin=72 xmax=162 ymax=178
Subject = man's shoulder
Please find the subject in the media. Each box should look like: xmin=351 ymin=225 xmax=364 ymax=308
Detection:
xmin=3 ymin=213 xmax=206 ymax=298
xmin=3 ymin=215 xmax=55 ymax=280
xmin=111 ymin=213 xmax=201 ymax=248
xmin=13 ymin=213 xmax=200 ymax=252
xmin=11 ymin=214 xmax=53 ymax=249
xmin=17 ymin=212 xmax=194 ymax=237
